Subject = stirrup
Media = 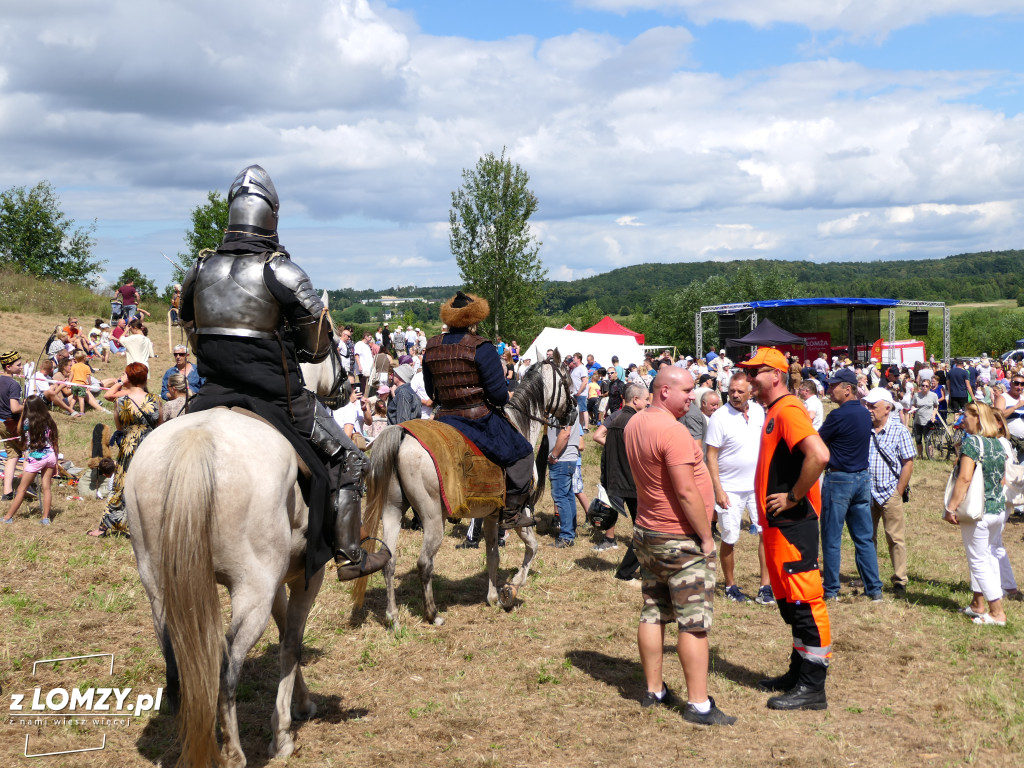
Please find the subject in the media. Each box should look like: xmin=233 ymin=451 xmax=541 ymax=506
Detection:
xmin=501 ymin=505 xmax=536 ymax=531
xmin=335 ymin=537 xmax=392 ymax=582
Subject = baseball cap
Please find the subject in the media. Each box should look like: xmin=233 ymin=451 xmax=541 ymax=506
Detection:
xmin=863 ymin=387 xmax=893 ymax=405
xmin=376 ymin=384 xmax=391 ymax=396
xmin=827 ymin=368 xmax=858 ymax=387
xmin=737 ymin=347 xmax=788 ymax=372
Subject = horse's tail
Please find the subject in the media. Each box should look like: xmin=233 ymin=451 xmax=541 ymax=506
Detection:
xmin=351 ymin=425 xmax=404 ymax=611
xmin=160 ymin=427 xmax=226 ymax=768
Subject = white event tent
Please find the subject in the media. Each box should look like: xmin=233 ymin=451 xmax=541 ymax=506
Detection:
xmin=522 ymin=327 xmax=646 ymax=368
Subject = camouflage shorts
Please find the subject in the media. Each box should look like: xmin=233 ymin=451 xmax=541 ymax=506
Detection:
xmin=633 ymin=526 xmax=716 ymax=633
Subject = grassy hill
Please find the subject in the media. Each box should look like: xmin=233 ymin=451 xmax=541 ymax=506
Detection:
xmin=321 ymin=249 xmax=1024 ymax=319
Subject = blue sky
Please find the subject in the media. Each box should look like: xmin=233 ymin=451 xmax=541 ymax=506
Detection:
xmin=1 ymin=0 xmax=1022 ymax=292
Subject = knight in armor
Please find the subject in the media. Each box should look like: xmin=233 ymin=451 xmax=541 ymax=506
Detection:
xmin=421 ymin=292 xmax=537 ymax=530
xmin=179 ymin=165 xmax=389 ymax=583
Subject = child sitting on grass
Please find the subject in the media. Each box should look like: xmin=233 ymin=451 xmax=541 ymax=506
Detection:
xmin=2 ymin=396 xmax=59 ymax=525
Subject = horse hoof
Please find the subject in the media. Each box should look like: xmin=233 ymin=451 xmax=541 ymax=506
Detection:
xmin=431 ymin=615 xmax=445 ymax=626
xmin=269 ymin=735 xmax=294 ymax=759
xmin=498 ymin=585 xmax=517 ymax=611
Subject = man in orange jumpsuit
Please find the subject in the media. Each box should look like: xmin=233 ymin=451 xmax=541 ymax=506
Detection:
xmin=739 ymin=348 xmax=832 ymax=710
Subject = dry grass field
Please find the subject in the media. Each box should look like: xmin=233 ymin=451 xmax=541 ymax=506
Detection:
xmin=2 ymin=302 xmax=1023 ymax=768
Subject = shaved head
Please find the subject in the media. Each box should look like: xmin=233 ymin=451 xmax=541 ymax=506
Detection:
xmin=651 ymin=366 xmax=696 ymax=419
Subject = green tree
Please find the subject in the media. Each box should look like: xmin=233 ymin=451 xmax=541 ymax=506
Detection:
xmin=646 ymin=262 xmax=798 ymax=351
xmin=449 ymin=148 xmax=546 ymax=340
xmin=563 ymin=298 xmax=603 ymax=331
xmin=0 ymin=181 xmax=102 ymax=284
xmin=350 ymin=305 xmax=370 ymax=324
xmin=114 ymin=267 xmax=158 ymax=302
xmin=175 ymin=191 xmax=229 ymax=280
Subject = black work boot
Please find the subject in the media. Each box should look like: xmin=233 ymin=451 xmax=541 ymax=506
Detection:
xmin=766 ymin=661 xmax=827 ymax=711
xmin=758 ymin=648 xmax=801 ymax=692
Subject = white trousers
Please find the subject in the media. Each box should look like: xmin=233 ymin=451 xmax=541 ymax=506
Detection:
xmin=960 ymin=508 xmax=1017 ymax=601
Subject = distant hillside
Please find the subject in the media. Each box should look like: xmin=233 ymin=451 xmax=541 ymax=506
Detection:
xmin=538 ymin=250 xmax=1024 ymax=314
xmin=325 ymin=250 xmax=1024 ymax=317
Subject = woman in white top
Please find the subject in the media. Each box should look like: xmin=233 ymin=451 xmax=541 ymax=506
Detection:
xmin=121 ymin=320 xmax=155 ymax=368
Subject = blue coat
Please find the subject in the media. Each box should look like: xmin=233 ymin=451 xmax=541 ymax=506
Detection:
xmin=422 ymin=331 xmax=533 ymax=466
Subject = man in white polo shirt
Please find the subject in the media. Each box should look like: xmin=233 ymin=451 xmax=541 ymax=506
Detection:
xmin=705 ymin=369 xmax=773 ymax=604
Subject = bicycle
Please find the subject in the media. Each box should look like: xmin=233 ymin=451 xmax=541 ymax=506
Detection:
xmin=923 ymin=410 xmax=963 ymax=461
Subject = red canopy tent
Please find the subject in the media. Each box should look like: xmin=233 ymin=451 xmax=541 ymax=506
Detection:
xmin=585 ymin=316 xmax=645 ymax=345
xmin=563 ymin=323 xmax=577 ymax=331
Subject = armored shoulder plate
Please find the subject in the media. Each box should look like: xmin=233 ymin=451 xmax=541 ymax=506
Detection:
xmin=266 ymin=255 xmax=323 ymax=318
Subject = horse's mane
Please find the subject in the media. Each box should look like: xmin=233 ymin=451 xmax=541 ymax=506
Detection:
xmin=507 ymin=362 xmax=550 ymax=434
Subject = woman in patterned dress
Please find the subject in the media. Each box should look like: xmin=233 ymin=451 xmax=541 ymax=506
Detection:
xmin=87 ymin=363 xmax=162 ymax=536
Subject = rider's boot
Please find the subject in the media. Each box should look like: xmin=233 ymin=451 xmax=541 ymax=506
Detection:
xmin=310 ymin=397 xmax=392 ymax=580
xmin=333 ymin=486 xmax=391 ymax=581
xmin=500 ymin=492 xmax=536 ymax=531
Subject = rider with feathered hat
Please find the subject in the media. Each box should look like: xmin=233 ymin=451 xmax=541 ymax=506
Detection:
xmin=422 ymin=292 xmax=537 ymax=529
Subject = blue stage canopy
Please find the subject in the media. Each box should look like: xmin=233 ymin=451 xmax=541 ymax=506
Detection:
xmin=749 ymin=298 xmax=900 ymax=309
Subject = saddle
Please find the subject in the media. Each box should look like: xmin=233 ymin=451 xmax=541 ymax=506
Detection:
xmin=399 ymin=420 xmax=505 ymax=519
xmin=222 ymin=406 xmax=312 ymax=479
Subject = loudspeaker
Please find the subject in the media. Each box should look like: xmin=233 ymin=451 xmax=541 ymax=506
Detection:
xmin=908 ymin=311 xmax=929 ymax=336
xmin=718 ymin=313 xmax=739 ymax=348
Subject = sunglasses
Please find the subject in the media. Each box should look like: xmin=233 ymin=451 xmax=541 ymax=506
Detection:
xmin=1012 ymin=381 xmax=1024 ymax=386
xmin=174 ymin=353 xmax=188 ymax=357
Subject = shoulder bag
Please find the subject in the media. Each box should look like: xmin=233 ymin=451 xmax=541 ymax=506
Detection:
xmin=871 ymin=430 xmax=910 ymax=503
xmin=943 ymin=435 xmax=986 ymax=521
xmin=1000 ymin=436 xmax=1024 ymax=508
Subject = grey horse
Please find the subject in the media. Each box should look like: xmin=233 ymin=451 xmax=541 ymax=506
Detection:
xmin=126 ymin=333 xmax=356 ymax=767
xmin=358 ymin=357 xmax=576 ymax=629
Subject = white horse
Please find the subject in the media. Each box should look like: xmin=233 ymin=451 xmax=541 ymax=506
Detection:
xmin=125 ymin=328 xmax=360 ymax=767
xmin=360 ymin=356 xmax=576 ymax=629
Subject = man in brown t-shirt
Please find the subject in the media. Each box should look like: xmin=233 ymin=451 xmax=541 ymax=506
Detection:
xmin=624 ymin=366 xmax=735 ymax=726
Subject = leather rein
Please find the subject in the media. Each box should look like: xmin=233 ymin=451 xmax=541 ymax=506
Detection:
xmin=505 ymin=359 xmax=577 ymax=431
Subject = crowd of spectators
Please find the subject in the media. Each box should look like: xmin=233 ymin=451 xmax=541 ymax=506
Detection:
xmin=6 ymin=296 xmax=1024 ymax=721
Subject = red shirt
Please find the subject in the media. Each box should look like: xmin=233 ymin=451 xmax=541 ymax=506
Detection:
xmin=624 ymin=407 xmax=714 ymax=535
xmin=119 ymin=284 xmax=138 ymax=305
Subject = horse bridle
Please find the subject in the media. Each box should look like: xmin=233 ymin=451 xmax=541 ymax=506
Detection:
xmin=507 ymin=359 xmax=578 ymax=429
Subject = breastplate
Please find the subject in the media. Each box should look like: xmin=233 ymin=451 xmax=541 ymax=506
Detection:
xmin=192 ymin=252 xmax=281 ymax=339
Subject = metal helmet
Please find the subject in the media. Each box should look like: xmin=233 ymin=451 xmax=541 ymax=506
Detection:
xmin=227 ymin=164 xmax=279 ymax=237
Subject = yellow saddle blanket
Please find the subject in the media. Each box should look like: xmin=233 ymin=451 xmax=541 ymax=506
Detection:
xmin=399 ymin=420 xmax=505 ymax=519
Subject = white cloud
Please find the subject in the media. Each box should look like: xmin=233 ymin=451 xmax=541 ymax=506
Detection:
xmin=0 ymin=1 xmax=1022 ymax=290
xmin=573 ymin=1 xmax=1024 ymax=36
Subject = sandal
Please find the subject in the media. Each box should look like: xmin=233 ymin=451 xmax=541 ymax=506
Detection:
xmin=972 ymin=613 xmax=1007 ymax=626
xmin=86 ymin=528 xmax=107 ymax=537
xmin=960 ymin=606 xmax=986 ymax=619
